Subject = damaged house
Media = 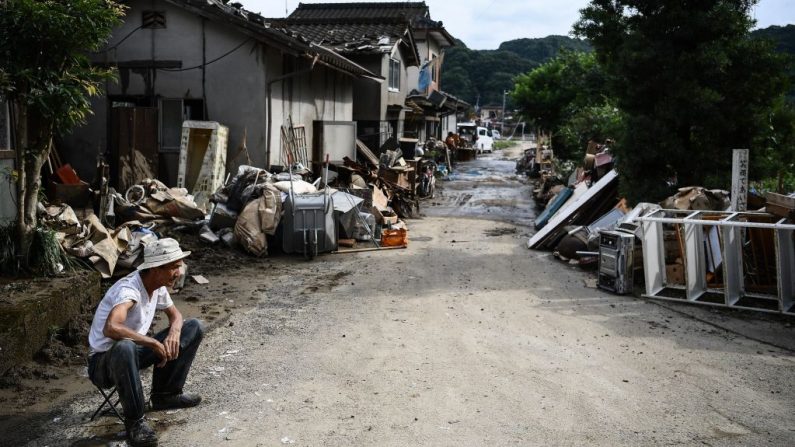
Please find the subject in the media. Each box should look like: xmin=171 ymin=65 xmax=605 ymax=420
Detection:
xmin=60 ymin=0 xmax=379 ymax=191
xmin=274 ymin=1 xmax=467 ymax=152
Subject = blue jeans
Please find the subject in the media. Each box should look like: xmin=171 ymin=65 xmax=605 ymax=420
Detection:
xmin=88 ymin=318 xmax=205 ymax=421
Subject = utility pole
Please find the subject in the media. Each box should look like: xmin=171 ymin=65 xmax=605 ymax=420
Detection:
xmin=501 ymin=90 xmax=508 ymax=134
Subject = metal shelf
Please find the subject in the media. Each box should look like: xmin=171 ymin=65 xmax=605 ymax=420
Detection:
xmin=638 ymin=209 xmax=795 ymax=315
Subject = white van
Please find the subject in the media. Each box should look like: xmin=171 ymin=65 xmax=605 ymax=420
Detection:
xmin=456 ymin=123 xmax=494 ymax=153
xmin=476 ymin=126 xmax=494 ymax=153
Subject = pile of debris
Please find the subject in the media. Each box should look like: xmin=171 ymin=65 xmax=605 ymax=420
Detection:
xmin=34 ymin=119 xmax=467 ymax=279
xmin=203 ymin=162 xmax=409 ymax=257
xmin=527 ymin=139 xmax=620 ymax=255
xmin=524 ymin=140 xmax=795 ymax=316
xmin=40 ymin=178 xmax=206 ymax=277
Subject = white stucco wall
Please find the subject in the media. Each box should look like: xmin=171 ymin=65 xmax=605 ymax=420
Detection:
xmin=406 ymin=32 xmax=445 ymax=95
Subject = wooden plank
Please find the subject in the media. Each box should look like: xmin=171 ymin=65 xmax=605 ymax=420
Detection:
xmin=355 ymin=138 xmax=379 ymax=166
xmin=332 ymin=245 xmax=407 ymax=254
xmin=765 ymin=203 xmax=795 ymax=220
xmin=765 ymin=192 xmax=795 ymax=209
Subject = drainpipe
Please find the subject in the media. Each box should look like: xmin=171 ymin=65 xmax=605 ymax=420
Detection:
xmin=266 ymin=54 xmax=319 ymax=168
xmin=202 ymin=18 xmax=208 ymax=119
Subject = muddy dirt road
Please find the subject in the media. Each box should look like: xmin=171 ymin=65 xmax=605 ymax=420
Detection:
xmin=8 ymin=142 xmax=795 ymax=446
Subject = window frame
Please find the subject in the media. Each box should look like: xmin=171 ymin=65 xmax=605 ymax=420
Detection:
xmin=388 ymin=58 xmax=400 ymax=92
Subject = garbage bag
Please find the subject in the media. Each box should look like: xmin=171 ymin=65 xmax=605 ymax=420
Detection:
xmin=234 ymin=186 xmax=282 ymax=256
xmin=272 ymin=180 xmax=317 ymax=194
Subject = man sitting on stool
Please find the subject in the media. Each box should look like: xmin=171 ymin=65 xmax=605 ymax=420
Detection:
xmin=88 ymin=238 xmax=205 ymax=447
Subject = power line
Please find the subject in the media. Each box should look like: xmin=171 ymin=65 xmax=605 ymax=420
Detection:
xmin=158 ymin=38 xmax=253 ymax=72
xmin=93 ymin=25 xmax=143 ymax=54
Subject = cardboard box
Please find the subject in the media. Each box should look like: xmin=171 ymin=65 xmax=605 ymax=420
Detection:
xmin=666 ymin=263 xmax=685 ymax=285
xmin=371 ymin=206 xmax=398 ymax=225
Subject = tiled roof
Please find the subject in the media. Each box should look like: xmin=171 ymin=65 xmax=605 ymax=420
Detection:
xmin=160 ymin=0 xmax=379 ymax=79
xmin=272 ymin=18 xmax=411 ymax=57
xmin=286 ymin=2 xmax=453 ymax=46
xmin=289 ymin=2 xmax=430 ymax=22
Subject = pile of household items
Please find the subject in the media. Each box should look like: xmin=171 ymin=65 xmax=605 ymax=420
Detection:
xmin=203 ymin=160 xmax=410 ymax=258
xmin=525 ymin=139 xmax=795 ymax=316
xmin=39 ymin=121 xmax=429 ymax=280
xmin=40 ymin=176 xmax=206 ymax=278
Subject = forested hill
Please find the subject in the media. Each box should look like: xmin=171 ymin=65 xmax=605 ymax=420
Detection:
xmin=441 ymin=25 xmax=795 ymax=109
xmin=441 ymin=35 xmax=590 ymax=108
xmin=752 ymin=25 xmax=795 ymax=97
xmin=752 ymin=24 xmax=795 ymax=54
xmin=497 ymin=36 xmax=591 ymax=62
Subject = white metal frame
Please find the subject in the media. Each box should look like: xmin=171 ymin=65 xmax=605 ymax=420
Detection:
xmin=637 ymin=209 xmax=795 ymax=315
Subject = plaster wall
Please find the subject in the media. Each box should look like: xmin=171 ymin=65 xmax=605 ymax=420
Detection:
xmin=407 ymin=33 xmax=445 ymax=95
xmin=62 ymin=0 xmax=355 ymax=181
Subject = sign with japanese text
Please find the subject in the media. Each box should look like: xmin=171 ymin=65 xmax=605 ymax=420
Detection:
xmin=731 ymin=149 xmax=749 ymax=212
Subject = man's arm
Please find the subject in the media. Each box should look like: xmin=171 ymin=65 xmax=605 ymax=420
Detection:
xmin=104 ymin=301 xmax=168 ymax=367
xmin=161 ymin=305 xmax=183 ymax=361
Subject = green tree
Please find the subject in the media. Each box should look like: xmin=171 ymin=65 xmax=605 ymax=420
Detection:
xmin=559 ymin=101 xmax=624 ymax=154
xmin=575 ymin=0 xmax=790 ymax=202
xmin=511 ymin=51 xmax=612 ymax=159
xmin=0 ymin=0 xmax=124 ymax=271
xmin=755 ymin=99 xmax=795 ymax=193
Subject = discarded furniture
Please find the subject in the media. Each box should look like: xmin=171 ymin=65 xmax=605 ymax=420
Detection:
xmin=528 ymin=169 xmax=619 ymax=249
xmin=637 ymin=209 xmax=795 ymax=315
xmin=176 ymin=121 xmax=229 ymax=210
xmin=597 ymin=230 xmax=635 ymax=295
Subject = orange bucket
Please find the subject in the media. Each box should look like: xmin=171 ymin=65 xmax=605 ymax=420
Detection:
xmin=380 ymin=229 xmax=408 ymax=247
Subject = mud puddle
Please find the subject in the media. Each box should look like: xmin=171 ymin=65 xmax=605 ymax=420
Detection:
xmin=425 ymin=145 xmax=538 ymax=226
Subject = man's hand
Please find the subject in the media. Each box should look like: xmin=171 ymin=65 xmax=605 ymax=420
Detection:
xmin=163 ymin=330 xmax=180 ymax=362
xmin=161 ymin=306 xmax=184 ymax=363
xmin=149 ymin=339 xmax=169 ymax=367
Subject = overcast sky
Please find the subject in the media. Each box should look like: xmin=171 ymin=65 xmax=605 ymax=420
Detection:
xmin=242 ymin=0 xmax=795 ymax=50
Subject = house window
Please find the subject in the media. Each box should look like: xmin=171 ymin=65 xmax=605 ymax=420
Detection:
xmin=388 ymin=58 xmax=400 ymax=91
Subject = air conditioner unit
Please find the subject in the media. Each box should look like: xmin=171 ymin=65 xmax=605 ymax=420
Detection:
xmin=598 ymin=230 xmax=635 ymax=294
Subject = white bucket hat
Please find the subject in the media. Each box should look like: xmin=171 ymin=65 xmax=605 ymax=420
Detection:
xmin=137 ymin=238 xmax=191 ymax=270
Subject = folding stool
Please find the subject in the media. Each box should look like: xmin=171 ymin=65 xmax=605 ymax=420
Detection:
xmin=90 ymin=385 xmax=124 ymax=422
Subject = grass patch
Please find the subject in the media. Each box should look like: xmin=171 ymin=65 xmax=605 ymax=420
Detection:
xmin=493 ymin=140 xmax=517 ymax=150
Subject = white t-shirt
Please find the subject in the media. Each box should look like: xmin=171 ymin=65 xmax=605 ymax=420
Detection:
xmin=88 ymin=271 xmax=174 ymax=355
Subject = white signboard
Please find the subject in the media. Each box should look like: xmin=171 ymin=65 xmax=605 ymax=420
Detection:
xmin=731 ymin=149 xmax=749 ymax=212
